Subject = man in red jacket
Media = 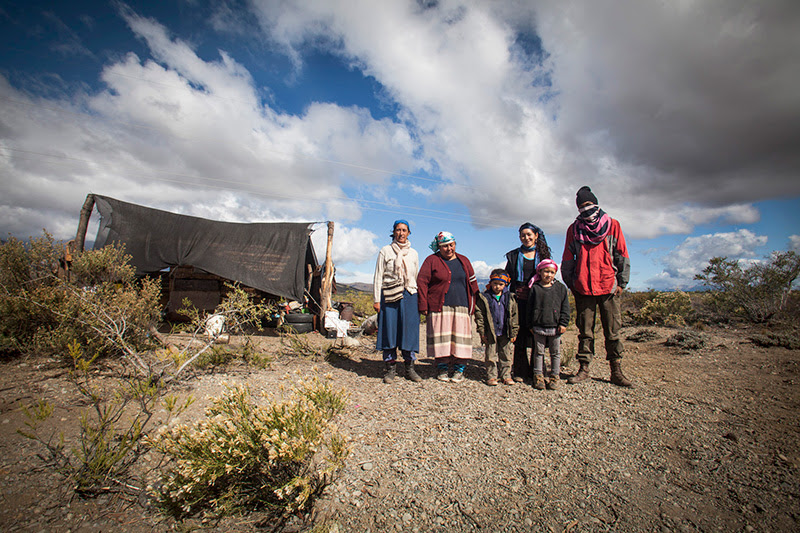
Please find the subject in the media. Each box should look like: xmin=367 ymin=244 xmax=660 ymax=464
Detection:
xmin=561 ymin=186 xmax=633 ymax=387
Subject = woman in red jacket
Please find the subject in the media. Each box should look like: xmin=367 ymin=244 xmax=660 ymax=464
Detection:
xmin=417 ymin=231 xmax=479 ymax=383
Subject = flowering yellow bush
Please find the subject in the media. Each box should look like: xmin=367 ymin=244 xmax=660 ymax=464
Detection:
xmin=147 ymin=378 xmax=349 ymax=518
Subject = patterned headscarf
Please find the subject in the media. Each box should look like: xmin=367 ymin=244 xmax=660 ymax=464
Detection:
xmin=429 ymin=231 xmax=455 ymax=252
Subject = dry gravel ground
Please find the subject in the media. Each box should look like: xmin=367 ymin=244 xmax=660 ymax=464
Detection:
xmin=1 ymin=323 xmax=799 ymax=532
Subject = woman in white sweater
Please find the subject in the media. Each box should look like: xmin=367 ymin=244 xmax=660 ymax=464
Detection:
xmin=373 ymin=220 xmax=421 ymax=383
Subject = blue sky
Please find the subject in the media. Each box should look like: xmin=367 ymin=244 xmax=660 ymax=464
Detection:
xmin=1 ymin=0 xmax=799 ymax=291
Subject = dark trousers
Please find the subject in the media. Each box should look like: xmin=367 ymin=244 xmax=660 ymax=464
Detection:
xmin=574 ymin=292 xmax=623 ymax=363
xmin=512 ymin=302 xmax=534 ymax=380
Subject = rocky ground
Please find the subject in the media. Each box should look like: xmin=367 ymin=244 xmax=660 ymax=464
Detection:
xmin=1 ymin=323 xmax=799 ymax=532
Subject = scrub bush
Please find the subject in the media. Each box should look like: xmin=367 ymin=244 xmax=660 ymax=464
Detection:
xmin=19 ymin=341 xmax=193 ymax=495
xmin=0 ymin=232 xmax=161 ymax=365
xmin=695 ymin=251 xmax=800 ymax=323
xmin=635 ymin=291 xmax=695 ymax=327
xmin=147 ymin=378 xmax=349 ymax=519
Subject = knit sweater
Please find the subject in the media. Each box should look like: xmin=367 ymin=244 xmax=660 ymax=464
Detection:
xmin=373 ymin=244 xmax=419 ymax=303
xmin=417 ymin=252 xmax=479 ymax=314
xmin=526 ymin=280 xmax=570 ymax=331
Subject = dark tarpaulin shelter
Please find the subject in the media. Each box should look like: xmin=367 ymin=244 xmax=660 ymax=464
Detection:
xmin=92 ymin=195 xmax=317 ymax=301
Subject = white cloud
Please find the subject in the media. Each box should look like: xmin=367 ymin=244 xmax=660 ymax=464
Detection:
xmin=645 ymin=229 xmax=768 ymax=289
xmin=248 ymin=0 xmax=800 ymax=237
xmin=310 ymin=223 xmax=380 ymax=266
xmin=789 ymin=235 xmax=800 ymax=252
xmin=331 ymin=268 xmax=374 ymax=285
xmin=471 ymin=260 xmax=507 ymax=280
xmin=0 ymin=12 xmax=423 ymax=242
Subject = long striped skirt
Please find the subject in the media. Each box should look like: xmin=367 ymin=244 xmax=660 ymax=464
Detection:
xmin=426 ymin=305 xmax=473 ymax=360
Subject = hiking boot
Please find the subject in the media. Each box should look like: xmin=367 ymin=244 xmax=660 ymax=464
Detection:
xmin=610 ymin=359 xmax=633 ymax=388
xmin=383 ymin=362 xmax=397 ymax=384
xmin=405 ymin=361 xmax=422 ymax=382
xmin=437 ymin=369 xmax=451 ymax=382
xmin=451 ymin=370 xmax=465 ymax=383
xmin=503 ymin=378 xmax=515 ymax=385
xmin=513 ymin=376 xmax=524 ymax=383
xmin=486 ymin=378 xmax=498 ymax=386
xmin=567 ymin=361 xmax=590 ymax=384
xmin=546 ymin=376 xmax=560 ymax=390
xmin=533 ymin=374 xmax=546 ymax=390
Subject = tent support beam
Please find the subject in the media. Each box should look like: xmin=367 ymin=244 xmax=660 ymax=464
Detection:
xmin=319 ymin=221 xmax=335 ymax=325
xmin=75 ymin=194 xmax=95 ymax=254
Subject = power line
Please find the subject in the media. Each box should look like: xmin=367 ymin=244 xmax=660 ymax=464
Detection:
xmin=0 ymin=147 xmax=515 ymax=227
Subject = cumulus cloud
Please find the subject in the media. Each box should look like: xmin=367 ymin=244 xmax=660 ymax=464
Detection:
xmin=789 ymin=235 xmax=800 ymax=253
xmin=0 ymin=11 xmax=421 ymax=266
xmin=471 ymin=260 xmax=507 ymax=280
xmin=645 ymin=229 xmax=768 ymax=289
xmin=310 ymin=223 xmax=380 ymax=266
xmin=3 ymin=1 xmax=800 ymax=272
xmin=248 ymin=0 xmax=800 ymax=237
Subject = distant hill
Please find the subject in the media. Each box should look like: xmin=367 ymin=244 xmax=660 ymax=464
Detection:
xmin=339 ymin=282 xmax=373 ymax=293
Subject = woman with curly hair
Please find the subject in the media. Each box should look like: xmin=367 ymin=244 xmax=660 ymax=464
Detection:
xmin=504 ymin=222 xmax=552 ymax=383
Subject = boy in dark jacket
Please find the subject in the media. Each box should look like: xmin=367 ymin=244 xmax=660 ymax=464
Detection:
xmin=474 ymin=269 xmax=519 ymax=386
xmin=527 ymin=260 xmax=570 ymax=390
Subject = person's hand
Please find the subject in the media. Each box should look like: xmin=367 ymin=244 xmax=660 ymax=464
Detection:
xmin=373 ymin=302 xmax=381 ymax=313
xmin=615 ymin=286 xmax=624 ymax=296
xmin=510 ymin=336 xmax=517 ymax=343
xmin=479 ymin=335 xmax=486 ymax=345
xmin=558 ymin=325 xmax=566 ymax=334
xmin=420 ymin=310 xmax=427 ymax=316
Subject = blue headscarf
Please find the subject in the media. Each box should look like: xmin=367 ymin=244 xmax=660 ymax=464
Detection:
xmin=390 ymin=219 xmax=411 ymax=238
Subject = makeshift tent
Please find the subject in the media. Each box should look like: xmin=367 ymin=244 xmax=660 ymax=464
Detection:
xmin=87 ymin=195 xmax=318 ymax=302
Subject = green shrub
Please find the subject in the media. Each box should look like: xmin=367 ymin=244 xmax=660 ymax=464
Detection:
xmin=635 ymin=291 xmax=695 ymax=327
xmin=695 ymin=251 xmax=800 ymax=323
xmin=0 ymin=233 xmax=162 ymax=362
xmin=147 ymin=378 xmax=349 ymax=519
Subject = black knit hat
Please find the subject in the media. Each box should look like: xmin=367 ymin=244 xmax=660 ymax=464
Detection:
xmin=576 ymin=186 xmax=598 ymax=207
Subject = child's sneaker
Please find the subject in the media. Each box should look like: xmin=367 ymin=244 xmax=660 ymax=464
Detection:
xmin=503 ymin=378 xmax=515 ymax=385
xmin=486 ymin=378 xmax=498 ymax=386
xmin=437 ymin=370 xmax=450 ymax=382
xmin=533 ymin=374 xmax=546 ymax=390
xmin=546 ymin=376 xmax=560 ymax=390
xmin=451 ymin=371 xmax=465 ymax=383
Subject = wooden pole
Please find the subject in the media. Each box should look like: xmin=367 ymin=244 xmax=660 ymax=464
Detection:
xmin=75 ymin=194 xmax=96 ymax=254
xmin=319 ymin=221 xmax=335 ymax=326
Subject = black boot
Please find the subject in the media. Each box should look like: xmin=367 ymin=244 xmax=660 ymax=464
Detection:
xmin=567 ymin=361 xmax=590 ymax=384
xmin=609 ymin=359 xmax=633 ymax=387
xmin=383 ymin=361 xmax=397 ymax=384
xmin=405 ymin=361 xmax=422 ymax=382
